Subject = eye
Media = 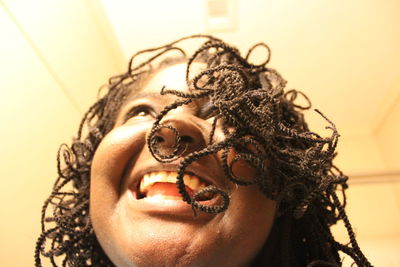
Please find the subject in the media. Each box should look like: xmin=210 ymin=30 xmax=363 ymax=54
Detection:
xmin=124 ymin=105 xmax=156 ymax=121
xmin=199 ymin=101 xmax=218 ymax=120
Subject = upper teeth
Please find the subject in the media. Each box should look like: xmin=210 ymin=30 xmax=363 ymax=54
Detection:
xmin=139 ymin=171 xmax=207 ymax=194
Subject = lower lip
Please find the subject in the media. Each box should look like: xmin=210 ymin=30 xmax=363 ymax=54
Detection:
xmin=126 ymin=190 xmax=216 ymax=218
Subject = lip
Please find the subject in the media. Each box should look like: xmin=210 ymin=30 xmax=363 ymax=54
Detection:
xmin=127 ymin=163 xmax=226 ymax=197
xmin=123 ymin=161 xmax=229 ymax=216
xmin=126 ymin=189 xmax=219 ymax=218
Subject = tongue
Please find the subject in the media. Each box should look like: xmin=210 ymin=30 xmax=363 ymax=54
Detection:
xmin=146 ymin=182 xmax=194 ymax=198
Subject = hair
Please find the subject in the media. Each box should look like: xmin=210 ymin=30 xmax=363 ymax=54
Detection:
xmin=35 ymin=35 xmax=372 ymax=267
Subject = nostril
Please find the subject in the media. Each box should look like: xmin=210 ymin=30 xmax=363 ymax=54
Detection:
xmin=154 ymin=135 xmax=164 ymax=143
xmin=153 ymin=134 xmax=193 ymax=144
xmin=147 ymin=120 xmax=206 ymax=158
xmin=180 ymin=135 xmax=194 ymax=143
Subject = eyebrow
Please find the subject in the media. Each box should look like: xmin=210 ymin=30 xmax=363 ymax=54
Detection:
xmin=126 ymin=91 xmax=165 ymax=102
xmin=120 ymin=92 xmax=163 ymax=120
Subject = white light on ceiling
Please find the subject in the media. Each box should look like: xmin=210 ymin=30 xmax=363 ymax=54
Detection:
xmin=205 ymin=0 xmax=237 ymax=32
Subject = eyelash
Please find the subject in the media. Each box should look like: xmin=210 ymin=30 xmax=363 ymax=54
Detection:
xmin=125 ymin=105 xmax=156 ymax=120
xmin=199 ymin=102 xmax=218 ymax=120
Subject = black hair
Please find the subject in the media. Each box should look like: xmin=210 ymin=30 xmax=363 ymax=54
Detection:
xmin=35 ymin=35 xmax=372 ymax=267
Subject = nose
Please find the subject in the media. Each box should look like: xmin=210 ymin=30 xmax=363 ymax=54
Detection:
xmin=146 ymin=116 xmax=207 ymax=161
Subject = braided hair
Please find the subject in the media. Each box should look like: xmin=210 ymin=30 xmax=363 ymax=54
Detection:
xmin=35 ymin=35 xmax=372 ymax=267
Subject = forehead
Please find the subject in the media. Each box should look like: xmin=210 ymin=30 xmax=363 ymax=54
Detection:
xmin=116 ymin=62 xmax=207 ymax=124
xmin=141 ymin=62 xmax=205 ymax=96
xmin=145 ymin=63 xmax=188 ymax=94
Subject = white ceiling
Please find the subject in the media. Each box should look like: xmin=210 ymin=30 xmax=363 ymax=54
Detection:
xmin=100 ymin=0 xmax=400 ymax=137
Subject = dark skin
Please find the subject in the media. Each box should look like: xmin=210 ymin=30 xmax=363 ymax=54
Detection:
xmin=90 ymin=63 xmax=276 ymax=267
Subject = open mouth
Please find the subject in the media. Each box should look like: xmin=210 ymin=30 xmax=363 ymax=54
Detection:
xmin=135 ymin=171 xmax=214 ymax=201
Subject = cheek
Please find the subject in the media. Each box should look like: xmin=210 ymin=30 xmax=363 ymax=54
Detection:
xmin=90 ymin=124 xmax=146 ymax=197
xmin=89 ymin=124 xmax=147 ymax=243
xmin=221 ymin=146 xmax=267 ymax=185
xmin=230 ymin=159 xmax=258 ymax=183
xmin=221 ymin=186 xmax=276 ymax=264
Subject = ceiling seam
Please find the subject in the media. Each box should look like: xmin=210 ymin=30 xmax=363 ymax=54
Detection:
xmin=371 ymin=78 xmax=400 ymax=137
xmin=1 ymin=1 xmax=82 ymax=114
xmin=85 ymin=0 xmax=126 ymax=74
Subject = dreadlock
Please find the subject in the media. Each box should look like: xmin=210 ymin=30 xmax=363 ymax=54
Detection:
xmin=35 ymin=35 xmax=372 ymax=267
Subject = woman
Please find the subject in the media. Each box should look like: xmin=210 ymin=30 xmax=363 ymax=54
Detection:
xmin=35 ymin=35 xmax=372 ymax=266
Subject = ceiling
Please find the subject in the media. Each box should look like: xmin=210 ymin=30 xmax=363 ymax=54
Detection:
xmin=100 ymin=0 xmax=400 ymax=137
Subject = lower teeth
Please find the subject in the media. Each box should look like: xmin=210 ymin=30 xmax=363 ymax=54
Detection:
xmin=141 ymin=194 xmax=213 ymax=202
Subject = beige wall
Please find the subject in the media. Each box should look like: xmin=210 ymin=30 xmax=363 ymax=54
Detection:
xmin=330 ymin=76 xmax=400 ymax=266
xmin=0 ymin=1 xmax=123 ymax=266
xmin=375 ymin=79 xmax=400 ymax=170
xmin=331 ymin=180 xmax=400 ymax=266
xmin=330 ymin=92 xmax=400 ymax=266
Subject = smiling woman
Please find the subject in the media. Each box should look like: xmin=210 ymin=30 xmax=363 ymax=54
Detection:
xmin=35 ymin=35 xmax=372 ymax=267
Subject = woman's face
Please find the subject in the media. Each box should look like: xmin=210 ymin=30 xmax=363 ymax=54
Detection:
xmin=90 ymin=63 xmax=276 ymax=267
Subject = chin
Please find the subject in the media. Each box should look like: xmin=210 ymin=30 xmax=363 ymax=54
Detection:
xmin=91 ymin=185 xmax=274 ymax=267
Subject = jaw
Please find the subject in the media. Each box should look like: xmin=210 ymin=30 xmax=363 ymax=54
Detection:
xmin=91 ymin=183 xmax=275 ymax=267
xmin=95 ymin=191 xmax=221 ymax=267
